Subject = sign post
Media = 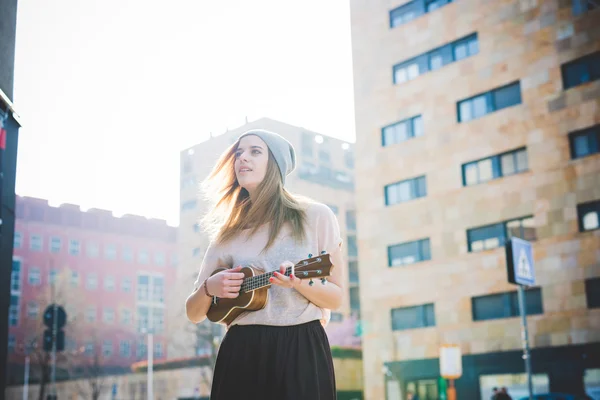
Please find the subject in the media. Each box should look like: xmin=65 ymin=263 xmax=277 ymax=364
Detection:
xmin=439 ymin=344 xmax=462 ymax=400
xmin=505 ymin=236 xmax=535 ymax=400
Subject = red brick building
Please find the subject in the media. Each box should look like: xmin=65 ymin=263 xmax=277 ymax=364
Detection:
xmin=8 ymin=196 xmax=177 ymax=375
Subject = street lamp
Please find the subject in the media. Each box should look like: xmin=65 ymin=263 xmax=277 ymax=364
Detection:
xmin=141 ymin=327 xmax=154 ymax=400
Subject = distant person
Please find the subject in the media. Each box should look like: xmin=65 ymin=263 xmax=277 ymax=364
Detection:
xmin=185 ymin=129 xmax=344 ymax=399
xmin=491 ymin=387 xmax=499 ymax=399
xmin=497 ymin=387 xmax=512 ymax=400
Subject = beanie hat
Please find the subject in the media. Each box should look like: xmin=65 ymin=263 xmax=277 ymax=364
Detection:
xmin=237 ymin=129 xmax=296 ymax=185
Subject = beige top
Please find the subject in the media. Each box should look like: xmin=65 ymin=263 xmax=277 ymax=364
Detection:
xmin=193 ymin=201 xmax=343 ymax=327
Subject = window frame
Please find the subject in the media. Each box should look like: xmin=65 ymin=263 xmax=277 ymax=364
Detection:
xmin=471 ymin=288 xmax=543 ymax=321
xmin=384 ymin=175 xmax=427 ymax=206
xmin=462 ymin=147 xmax=528 ymax=186
xmin=569 ymin=125 xmax=600 ymax=159
xmin=467 ymin=215 xmax=536 ymax=253
xmin=457 ymin=81 xmax=522 ymax=122
xmin=388 ymin=238 xmax=432 ymax=267
xmin=577 ymin=200 xmax=600 ymax=232
xmin=561 ymin=51 xmax=600 ymax=90
xmin=391 ymin=303 xmax=436 ymax=331
xmin=381 ymin=115 xmax=424 ymax=147
xmin=389 ymin=0 xmax=454 ymax=28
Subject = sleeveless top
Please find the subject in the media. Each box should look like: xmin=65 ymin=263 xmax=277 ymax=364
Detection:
xmin=193 ymin=201 xmax=343 ymax=327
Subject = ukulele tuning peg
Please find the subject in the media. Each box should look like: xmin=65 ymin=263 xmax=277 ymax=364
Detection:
xmin=321 ymin=278 xmax=327 ymax=285
xmin=309 ymin=279 xmax=314 ymax=286
xmin=308 ymin=253 xmax=313 ymax=258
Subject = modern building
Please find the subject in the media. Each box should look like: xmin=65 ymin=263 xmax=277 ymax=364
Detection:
xmin=169 ymin=117 xmax=360 ymax=359
xmin=349 ymin=0 xmax=600 ymax=399
xmin=7 ymin=196 xmax=178 ymax=384
xmin=1 ymin=0 xmax=22 ymax=394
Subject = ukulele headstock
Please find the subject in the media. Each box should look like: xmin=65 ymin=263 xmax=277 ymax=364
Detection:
xmin=293 ymin=252 xmax=333 ymax=280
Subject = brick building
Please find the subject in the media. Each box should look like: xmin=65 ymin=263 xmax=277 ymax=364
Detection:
xmin=349 ymin=0 xmax=600 ymax=399
xmin=8 ymin=196 xmax=178 ymax=382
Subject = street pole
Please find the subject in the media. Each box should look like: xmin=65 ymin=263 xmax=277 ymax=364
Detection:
xmin=147 ymin=332 xmax=153 ymax=400
xmin=22 ymin=355 xmax=29 ymax=400
xmin=518 ymin=224 xmax=533 ymax=400
xmin=50 ymin=265 xmax=58 ymax=399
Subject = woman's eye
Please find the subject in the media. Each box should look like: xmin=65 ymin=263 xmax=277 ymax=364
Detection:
xmin=252 ymin=150 xmax=261 ymax=155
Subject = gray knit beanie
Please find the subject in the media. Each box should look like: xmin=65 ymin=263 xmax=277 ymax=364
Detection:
xmin=237 ymin=129 xmax=296 ymax=185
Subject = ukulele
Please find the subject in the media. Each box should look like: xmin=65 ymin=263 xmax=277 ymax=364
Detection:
xmin=206 ymin=252 xmax=333 ymax=325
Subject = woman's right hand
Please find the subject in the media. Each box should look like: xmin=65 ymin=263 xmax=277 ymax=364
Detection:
xmin=206 ymin=266 xmax=245 ymax=298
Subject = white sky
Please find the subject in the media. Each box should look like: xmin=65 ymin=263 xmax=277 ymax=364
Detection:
xmin=13 ymin=0 xmax=356 ymax=226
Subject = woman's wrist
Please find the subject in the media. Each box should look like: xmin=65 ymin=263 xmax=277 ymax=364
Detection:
xmin=203 ymin=277 xmax=214 ymax=297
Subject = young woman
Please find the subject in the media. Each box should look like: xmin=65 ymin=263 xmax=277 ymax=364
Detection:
xmin=185 ymin=129 xmax=344 ymax=400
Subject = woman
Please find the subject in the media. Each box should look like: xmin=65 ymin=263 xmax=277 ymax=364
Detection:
xmin=185 ymin=129 xmax=344 ymax=400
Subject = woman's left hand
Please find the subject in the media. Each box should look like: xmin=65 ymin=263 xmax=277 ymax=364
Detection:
xmin=269 ymin=261 xmax=302 ymax=288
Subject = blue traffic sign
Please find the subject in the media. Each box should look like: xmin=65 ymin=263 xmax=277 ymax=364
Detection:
xmin=506 ymin=237 xmax=535 ymax=286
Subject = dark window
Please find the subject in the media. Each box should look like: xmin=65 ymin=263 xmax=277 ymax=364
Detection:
xmin=350 ymin=287 xmax=360 ymax=314
xmin=348 ymin=261 xmax=359 ymax=284
xmin=390 ymin=0 xmax=453 ymax=28
xmin=458 ymin=82 xmax=522 ymax=122
xmin=388 ymin=239 xmax=431 ymax=267
xmin=391 ymin=303 xmax=435 ymax=331
xmin=572 ymin=0 xmax=598 ymax=15
xmin=319 ymin=150 xmax=330 ymax=163
xmin=346 ymin=210 xmax=356 ymax=231
xmin=585 ymin=277 xmax=600 ymax=308
xmin=569 ymin=125 xmax=600 ymax=159
xmin=301 ymin=132 xmax=314 ymax=157
xmin=181 ymin=200 xmax=197 ymax=211
xmin=385 ymin=176 xmax=427 ymax=205
xmin=344 ymin=149 xmax=354 ymax=169
xmin=330 ymin=312 xmax=344 ymax=322
xmin=472 ymin=288 xmax=543 ymax=321
xmin=561 ymin=51 xmax=600 ymax=90
xmin=347 ymin=235 xmax=358 ymax=257
xmin=467 ymin=216 xmax=536 ymax=252
xmin=393 ymin=33 xmax=477 ymax=83
xmin=463 ymin=148 xmax=528 ymax=186
xmin=577 ymin=200 xmax=600 ymax=232
xmin=382 ymin=115 xmax=424 ymax=146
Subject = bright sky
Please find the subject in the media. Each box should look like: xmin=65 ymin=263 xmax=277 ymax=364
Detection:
xmin=13 ymin=0 xmax=356 ymax=226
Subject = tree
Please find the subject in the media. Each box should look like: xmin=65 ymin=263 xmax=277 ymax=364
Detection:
xmin=70 ymin=349 xmax=110 ymax=400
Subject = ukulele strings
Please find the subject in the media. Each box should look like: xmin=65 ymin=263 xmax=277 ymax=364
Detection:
xmin=240 ymin=259 xmax=322 ymax=293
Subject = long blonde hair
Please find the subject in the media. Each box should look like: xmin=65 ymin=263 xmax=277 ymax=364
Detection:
xmin=200 ymin=140 xmax=307 ymax=251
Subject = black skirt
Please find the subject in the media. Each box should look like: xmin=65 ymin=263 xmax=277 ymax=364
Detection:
xmin=210 ymin=320 xmax=337 ymax=400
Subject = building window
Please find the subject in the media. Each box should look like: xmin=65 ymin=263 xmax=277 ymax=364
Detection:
xmin=181 ymin=200 xmax=197 ymax=211
xmin=103 ymin=308 xmax=115 ymax=324
xmin=122 ymin=247 xmax=133 ymax=262
xmin=104 ymin=276 xmax=116 ymax=291
xmin=390 ymin=0 xmax=454 ymax=28
xmin=330 ymin=312 xmax=344 ymax=323
xmin=84 ymin=342 xmax=94 ymax=356
xmin=11 ymin=259 xmax=21 ymax=293
xmin=585 ymin=277 xmax=600 ymax=308
xmin=69 ymin=239 xmax=81 ymax=256
xmin=155 ymin=252 xmax=165 ymax=266
xmin=102 ymin=340 xmax=113 ymax=357
xmin=105 ymin=244 xmax=117 ymax=260
xmin=137 ymin=342 xmax=147 ymax=358
xmin=346 ymin=210 xmax=357 ymax=231
xmin=463 ymin=148 xmax=528 ymax=186
xmin=385 ymin=176 xmax=427 ymax=205
xmin=27 ymin=302 xmax=39 ymax=319
xmin=13 ymin=232 xmax=22 ymax=249
xmin=569 ymin=125 xmax=600 ymax=159
xmin=393 ymin=33 xmax=477 ymax=84
xmin=391 ymin=303 xmax=435 ymax=331
xmin=577 ymin=200 xmax=600 ymax=231
xmin=70 ymin=271 xmax=79 ymax=287
xmin=28 ymin=267 xmax=41 ymax=286
xmin=85 ymin=307 xmax=96 ymax=323
xmin=467 ymin=216 xmax=536 ymax=252
xmin=561 ymin=51 xmax=600 ymax=90
xmin=49 ymin=269 xmax=58 ymax=285
xmin=121 ymin=309 xmax=132 ymax=325
xmin=348 ymin=261 xmax=359 ymax=284
xmin=120 ymin=340 xmax=131 ymax=357
xmin=122 ymin=277 xmax=132 ymax=293
xmin=382 ymin=115 xmax=424 ymax=146
xmin=472 ymin=288 xmax=543 ymax=321
xmin=154 ymin=342 xmax=163 ymax=358
xmin=9 ymin=296 xmax=20 ymax=326
xmin=347 ymin=235 xmax=358 ymax=257
xmin=152 ymin=277 xmax=165 ymax=303
xmin=48 ymin=237 xmax=61 ymax=254
xmin=327 ymin=204 xmax=339 ymax=214
xmin=138 ymin=306 xmax=149 ymax=333
xmin=138 ymin=276 xmax=150 ymax=301
xmin=458 ymin=82 xmax=522 ymax=122
xmin=301 ymin=132 xmax=314 ymax=157
xmin=350 ymin=287 xmax=360 ymax=314
xmin=153 ymin=308 xmax=165 ymax=333
xmin=86 ymin=273 xmax=98 ymax=290
xmin=8 ymin=335 xmax=16 ymax=353
xmin=572 ymin=0 xmax=598 ymax=15
xmin=30 ymin=234 xmax=43 ymax=251
xmin=139 ymin=250 xmax=150 ymax=264
xmin=344 ymin=149 xmax=354 ymax=169
xmin=388 ymin=239 xmax=431 ymax=267
xmin=318 ymin=150 xmax=330 ymax=163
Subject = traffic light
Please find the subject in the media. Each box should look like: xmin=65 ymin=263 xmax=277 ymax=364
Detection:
xmin=42 ymin=304 xmax=67 ymax=352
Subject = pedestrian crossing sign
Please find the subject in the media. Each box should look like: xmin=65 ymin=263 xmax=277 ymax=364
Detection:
xmin=505 ymin=237 xmax=535 ymax=286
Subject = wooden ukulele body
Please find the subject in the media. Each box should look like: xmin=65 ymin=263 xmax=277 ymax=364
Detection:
xmin=206 ymin=266 xmax=269 ymax=325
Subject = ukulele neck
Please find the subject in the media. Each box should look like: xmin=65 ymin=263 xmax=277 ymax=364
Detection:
xmin=240 ymin=267 xmax=292 ymax=293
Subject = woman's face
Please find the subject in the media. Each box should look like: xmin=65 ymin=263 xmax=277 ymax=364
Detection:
xmin=234 ymin=135 xmax=269 ymax=193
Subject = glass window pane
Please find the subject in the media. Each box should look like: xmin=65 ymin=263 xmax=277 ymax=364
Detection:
xmin=396 ymin=121 xmax=408 ymax=142
xmin=501 ymin=153 xmax=516 ymax=176
xmin=468 ymin=37 xmax=479 ymax=56
xmin=516 ymin=149 xmax=528 ymax=172
xmin=412 ymin=116 xmax=424 ymax=137
xmin=473 ymin=294 xmax=507 ymax=320
xmin=465 ymin=163 xmax=478 ymax=185
xmin=394 ymin=67 xmax=408 ymax=83
xmin=416 ymin=176 xmax=427 ymax=198
xmin=429 ymin=53 xmax=443 ymax=70
xmin=383 ymin=126 xmax=394 ymax=146
xmin=573 ymin=135 xmax=590 ymax=157
xmin=454 ymin=42 xmax=468 ymax=60
xmin=398 ymin=181 xmax=411 ymax=202
xmin=459 ymin=100 xmax=472 ymax=122
xmin=407 ymin=63 xmax=420 ymax=80
xmin=494 ymin=83 xmax=522 ymax=110
xmin=472 ymin=95 xmax=489 ymax=118
xmin=583 ymin=211 xmax=599 ymax=230
xmin=478 ymin=158 xmax=493 ymax=182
